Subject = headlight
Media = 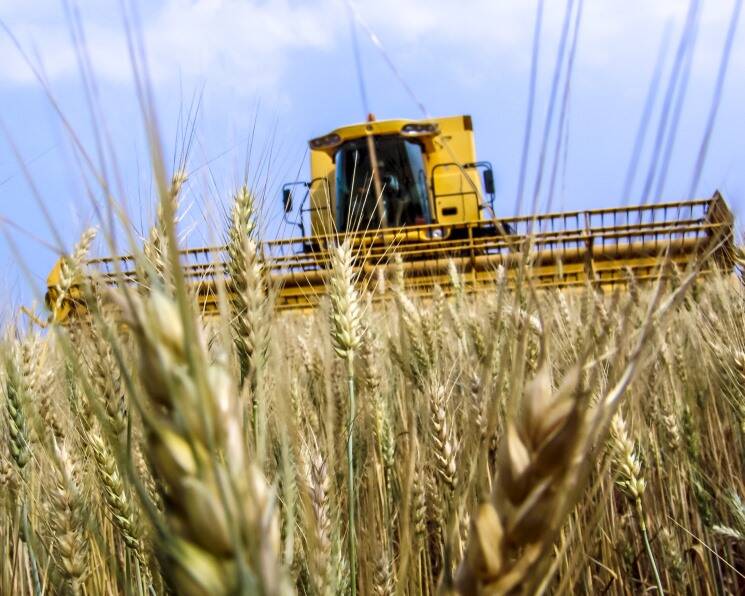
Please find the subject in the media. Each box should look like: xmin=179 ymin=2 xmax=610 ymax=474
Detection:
xmin=309 ymin=133 xmax=342 ymax=150
xmin=401 ymin=122 xmax=439 ymax=136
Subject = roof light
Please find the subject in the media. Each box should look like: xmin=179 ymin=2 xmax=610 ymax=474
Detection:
xmin=401 ymin=122 xmax=439 ymax=136
xmin=309 ymin=133 xmax=342 ymax=150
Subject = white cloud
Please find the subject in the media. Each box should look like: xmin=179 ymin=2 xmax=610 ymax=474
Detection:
xmin=0 ymin=0 xmax=742 ymax=95
xmin=0 ymin=0 xmax=337 ymax=90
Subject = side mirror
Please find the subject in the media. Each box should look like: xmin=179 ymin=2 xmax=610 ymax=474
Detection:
xmin=282 ymin=188 xmax=293 ymax=213
xmin=483 ymin=169 xmax=495 ymax=195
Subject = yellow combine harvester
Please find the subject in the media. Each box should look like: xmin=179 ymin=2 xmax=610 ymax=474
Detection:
xmin=46 ymin=114 xmax=735 ymax=321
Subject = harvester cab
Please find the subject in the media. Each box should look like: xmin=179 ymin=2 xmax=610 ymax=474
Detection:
xmin=281 ymin=114 xmax=499 ymax=247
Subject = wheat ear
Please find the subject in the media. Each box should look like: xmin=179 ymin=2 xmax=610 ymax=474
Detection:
xmin=301 ymin=438 xmax=337 ymax=594
xmin=226 ymin=185 xmax=269 ymax=389
xmin=610 ymin=412 xmax=664 ymax=593
xmin=226 ymin=185 xmax=271 ymax=458
xmin=125 ymin=290 xmax=290 ymax=595
xmin=54 ymin=227 xmax=97 ymax=318
xmin=89 ymin=430 xmax=150 ymax=575
xmin=142 ymin=171 xmax=186 ymax=289
xmin=47 ymin=443 xmax=89 ymax=595
xmin=395 ymin=291 xmax=432 ymax=388
xmin=4 ymin=346 xmax=31 ymax=471
xmin=3 ymin=340 xmax=42 ymax=595
xmin=453 ymin=357 xmax=585 ymax=594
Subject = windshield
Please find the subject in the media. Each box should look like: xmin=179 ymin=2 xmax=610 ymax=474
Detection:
xmin=335 ymin=136 xmax=430 ymax=232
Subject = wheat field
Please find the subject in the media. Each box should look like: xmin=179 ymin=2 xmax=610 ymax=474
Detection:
xmin=0 ymin=177 xmax=743 ymax=596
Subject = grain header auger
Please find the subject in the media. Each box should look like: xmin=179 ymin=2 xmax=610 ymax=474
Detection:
xmin=45 ymin=114 xmax=736 ymax=323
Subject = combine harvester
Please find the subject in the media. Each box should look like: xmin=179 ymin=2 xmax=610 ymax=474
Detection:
xmin=46 ymin=114 xmax=735 ymax=320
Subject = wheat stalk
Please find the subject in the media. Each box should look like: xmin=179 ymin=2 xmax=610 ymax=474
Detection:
xmin=327 ymin=240 xmax=364 ymax=596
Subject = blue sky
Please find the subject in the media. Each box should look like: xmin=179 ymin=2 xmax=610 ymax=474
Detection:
xmin=1 ymin=0 xmax=744 ymax=310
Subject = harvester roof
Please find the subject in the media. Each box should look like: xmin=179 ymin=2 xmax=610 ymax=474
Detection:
xmin=307 ymin=115 xmax=450 ymax=155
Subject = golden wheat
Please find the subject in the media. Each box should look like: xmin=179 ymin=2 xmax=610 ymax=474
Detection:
xmin=2 ymin=193 xmax=745 ymax=595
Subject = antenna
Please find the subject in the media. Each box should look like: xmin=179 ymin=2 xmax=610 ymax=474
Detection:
xmin=346 ymin=0 xmax=371 ymax=118
xmin=344 ymin=0 xmax=429 ymax=118
xmin=345 ymin=1 xmax=384 ymax=226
